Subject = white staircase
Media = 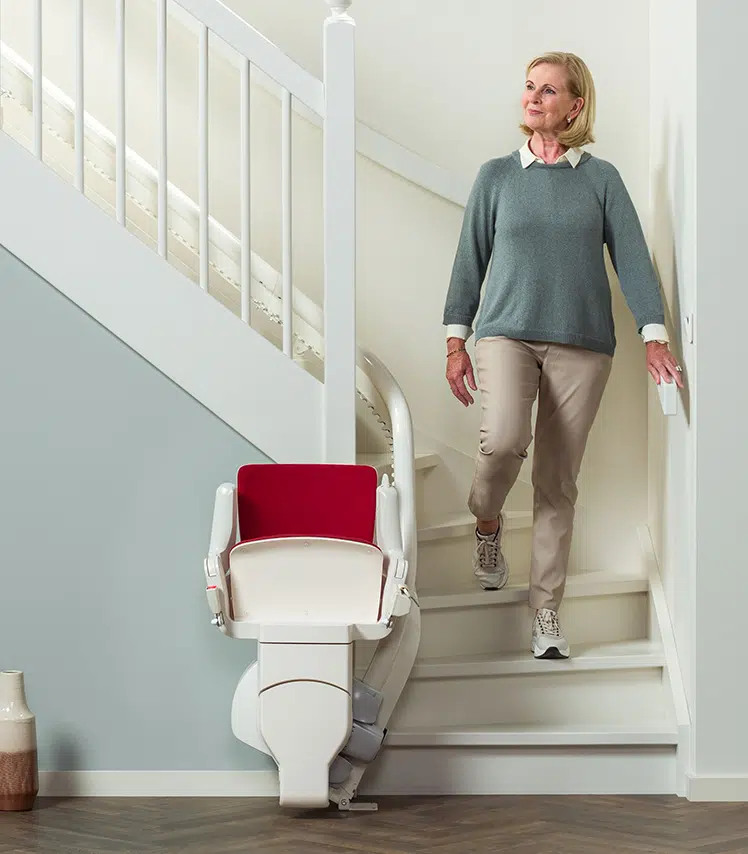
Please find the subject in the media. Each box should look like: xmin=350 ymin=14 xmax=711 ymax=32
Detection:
xmin=0 ymin=0 xmax=688 ymax=796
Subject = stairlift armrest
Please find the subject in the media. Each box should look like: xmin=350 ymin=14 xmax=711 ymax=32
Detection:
xmin=204 ymin=482 xmax=237 ymax=627
xmin=375 ymin=475 xmax=404 ymax=560
xmin=208 ymin=482 xmax=237 ymax=560
xmin=380 ymin=555 xmax=414 ymax=624
xmin=375 ymin=475 xmax=416 ymax=624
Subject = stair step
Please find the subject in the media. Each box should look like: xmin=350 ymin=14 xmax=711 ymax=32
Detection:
xmin=416 ymin=571 xmax=651 ymax=659
xmin=417 ymin=569 xmax=649 ymax=611
xmin=385 ymin=722 xmax=678 ymax=748
xmin=412 ymin=640 xmax=665 ymax=679
xmin=356 ymin=450 xmax=441 ymax=473
xmin=418 ymin=510 xmax=532 ymax=543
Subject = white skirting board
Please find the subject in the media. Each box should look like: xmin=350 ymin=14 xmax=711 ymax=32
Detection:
xmin=39 ymin=771 xmax=280 ymax=798
xmin=38 ymin=767 xmax=748 ymax=802
xmin=686 ymin=774 xmax=748 ymax=802
xmin=40 ymin=750 xmax=677 ymax=797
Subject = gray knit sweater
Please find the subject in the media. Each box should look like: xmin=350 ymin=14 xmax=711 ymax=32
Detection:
xmin=442 ymin=150 xmax=665 ymax=355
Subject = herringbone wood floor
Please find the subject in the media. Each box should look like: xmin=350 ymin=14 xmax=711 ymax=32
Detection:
xmin=0 ymin=796 xmax=746 ymax=853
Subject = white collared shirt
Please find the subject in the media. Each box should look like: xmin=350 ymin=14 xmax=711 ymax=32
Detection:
xmin=446 ymin=140 xmax=669 ymax=345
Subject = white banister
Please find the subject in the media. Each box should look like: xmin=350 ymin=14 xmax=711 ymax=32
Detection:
xmin=240 ymin=57 xmax=251 ymax=323
xmin=281 ymin=88 xmax=292 ymax=356
xmin=157 ymin=0 xmax=168 ymax=257
xmin=74 ymin=0 xmax=84 ymax=192
xmin=115 ymin=0 xmax=126 ymax=224
xmin=322 ymin=0 xmax=357 ymax=464
xmin=198 ymin=23 xmax=209 ymax=291
xmin=33 ymin=0 xmax=42 ymax=159
xmin=172 ymin=0 xmax=323 ymax=115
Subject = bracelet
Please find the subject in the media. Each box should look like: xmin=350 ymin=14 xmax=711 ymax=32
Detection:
xmin=446 ymin=347 xmax=466 ymax=358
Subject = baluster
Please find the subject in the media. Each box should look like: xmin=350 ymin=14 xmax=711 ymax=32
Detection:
xmin=322 ymin=0 xmax=356 ymax=463
xmin=33 ymin=0 xmax=42 ymax=159
xmin=240 ymin=57 xmax=251 ymax=323
xmin=281 ymin=88 xmax=292 ymax=356
xmin=0 ymin=0 xmax=3 ymax=130
xmin=74 ymin=0 xmax=84 ymax=191
xmin=115 ymin=0 xmax=126 ymax=224
xmin=156 ymin=0 xmax=167 ymax=257
xmin=198 ymin=23 xmax=209 ymax=291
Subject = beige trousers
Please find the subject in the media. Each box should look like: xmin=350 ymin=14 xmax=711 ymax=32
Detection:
xmin=467 ymin=337 xmax=612 ymax=611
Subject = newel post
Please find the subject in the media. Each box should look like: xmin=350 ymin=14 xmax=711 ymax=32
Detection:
xmin=322 ymin=0 xmax=356 ymax=464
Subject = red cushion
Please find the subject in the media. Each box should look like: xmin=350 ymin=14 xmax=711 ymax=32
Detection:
xmin=236 ymin=464 xmax=378 ymax=545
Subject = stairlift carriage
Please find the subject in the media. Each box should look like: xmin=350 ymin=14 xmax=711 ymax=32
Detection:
xmin=202 ymin=460 xmax=420 ymax=809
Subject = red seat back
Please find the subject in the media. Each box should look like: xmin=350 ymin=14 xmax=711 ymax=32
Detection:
xmin=236 ymin=464 xmax=378 ymax=545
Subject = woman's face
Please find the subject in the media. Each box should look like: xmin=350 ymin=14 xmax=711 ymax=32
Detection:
xmin=522 ymin=63 xmax=583 ymax=137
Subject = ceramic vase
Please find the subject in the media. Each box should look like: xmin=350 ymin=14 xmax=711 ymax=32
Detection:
xmin=0 ymin=671 xmax=38 ymax=811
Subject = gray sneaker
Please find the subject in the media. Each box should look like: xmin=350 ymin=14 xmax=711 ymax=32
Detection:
xmin=472 ymin=515 xmax=509 ymax=590
xmin=532 ymin=608 xmax=570 ymax=659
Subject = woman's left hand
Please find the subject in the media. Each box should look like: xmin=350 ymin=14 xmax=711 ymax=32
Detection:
xmin=646 ymin=342 xmax=684 ymax=388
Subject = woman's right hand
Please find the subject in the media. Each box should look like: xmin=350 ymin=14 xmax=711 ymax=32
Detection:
xmin=445 ymin=341 xmax=477 ymax=406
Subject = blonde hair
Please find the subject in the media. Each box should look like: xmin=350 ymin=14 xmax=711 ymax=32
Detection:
xmin=519 ymin=52 xmax=596 ymax=147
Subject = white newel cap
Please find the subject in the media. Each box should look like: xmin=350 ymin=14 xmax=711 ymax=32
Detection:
xmin=326 ymin=0 xmax=353 ymax=15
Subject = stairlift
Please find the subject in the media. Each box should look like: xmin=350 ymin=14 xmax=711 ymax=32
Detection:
xmin=202 ymin=462 xmax=420 ymax=809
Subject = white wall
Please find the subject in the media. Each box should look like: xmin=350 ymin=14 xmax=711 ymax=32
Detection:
xmin=650 ymin=0 xmax=748 ymax=796
xmin=0 ymin=0 xmax=657 ymax=575
xmin=690 ymin=0 xmax=748 ymax=794
xmin=647 ymin=0 xmax=697 ymax=711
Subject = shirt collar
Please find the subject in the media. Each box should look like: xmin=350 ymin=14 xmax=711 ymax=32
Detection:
xmin=519 ymin=139 xmax=583 ymax=168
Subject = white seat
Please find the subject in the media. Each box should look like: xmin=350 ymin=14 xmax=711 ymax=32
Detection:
xmin=202 ymin=463 xmax=417 ymax=809
xmin=229 ymin=537 xmax=385 ymax=626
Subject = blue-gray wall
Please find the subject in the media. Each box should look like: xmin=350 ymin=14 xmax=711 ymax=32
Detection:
xmin=0 ymin=245 xmax=274 ymax=772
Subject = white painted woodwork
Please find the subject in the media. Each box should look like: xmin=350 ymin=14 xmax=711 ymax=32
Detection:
xmin=389 ymin=667 xmax=671 ymax=730
xmin=35 ymin=746 xmax=679 ymax=795
xmin=0 ymin=132 xmax=323 ymax=464
xmin=418 ymin=577 xmax=650 ymax=659
xmin=240 ymin=57 xmax=251 ymax=323
xmin=281 ymin=87 xmax=293 ymax=356
xmin=198 ymin=23 xmax=209 ymax=291
xmin=386 ymin=722 xmax=678 ymax=748
xmin=115 ymin=0 xmax=126 ymax=225
xmin=363 ymin=746 xmax=678 ymax=795
xmin=156 ymin=0 xmax=168 ymax=257
xmin=33 ymin=0 xmax=42 ymax=159
xmin=416 ymin=526 xmax=533 ymax=590
xmin=412 ymin=640 xmax=665 ymax=680
xmin=357 ymin=450 xmax=440 ymax=475
xmin=418 ymin=510 xmax=532 ymax=542
xmin=322 ymin=8 xmax=356 ymax=464
xmin=74 ymin=0 xmax=84 ymax=192
xmin=172 ymin=0 xmax=324 ymax=115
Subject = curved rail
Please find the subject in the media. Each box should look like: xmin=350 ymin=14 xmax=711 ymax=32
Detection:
xmin=357 ymin=348 xmax=416 ymax=576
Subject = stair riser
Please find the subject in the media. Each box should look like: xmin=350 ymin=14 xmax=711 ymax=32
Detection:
xmin=362 ymin=745 xmax=678 ymax=795
xmin=414 ymin=460 xmax=474 ymax=529
xmin=418 ymin=590 xmax=650 ymax=658
xmin=389 ymin=668 xmax=668 ymax=730
xmin=418 ymin=527 xmax=533 ymax=589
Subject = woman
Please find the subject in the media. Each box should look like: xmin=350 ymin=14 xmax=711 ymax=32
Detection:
xmin=442 ymin=52 xmax=683 ymax=660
